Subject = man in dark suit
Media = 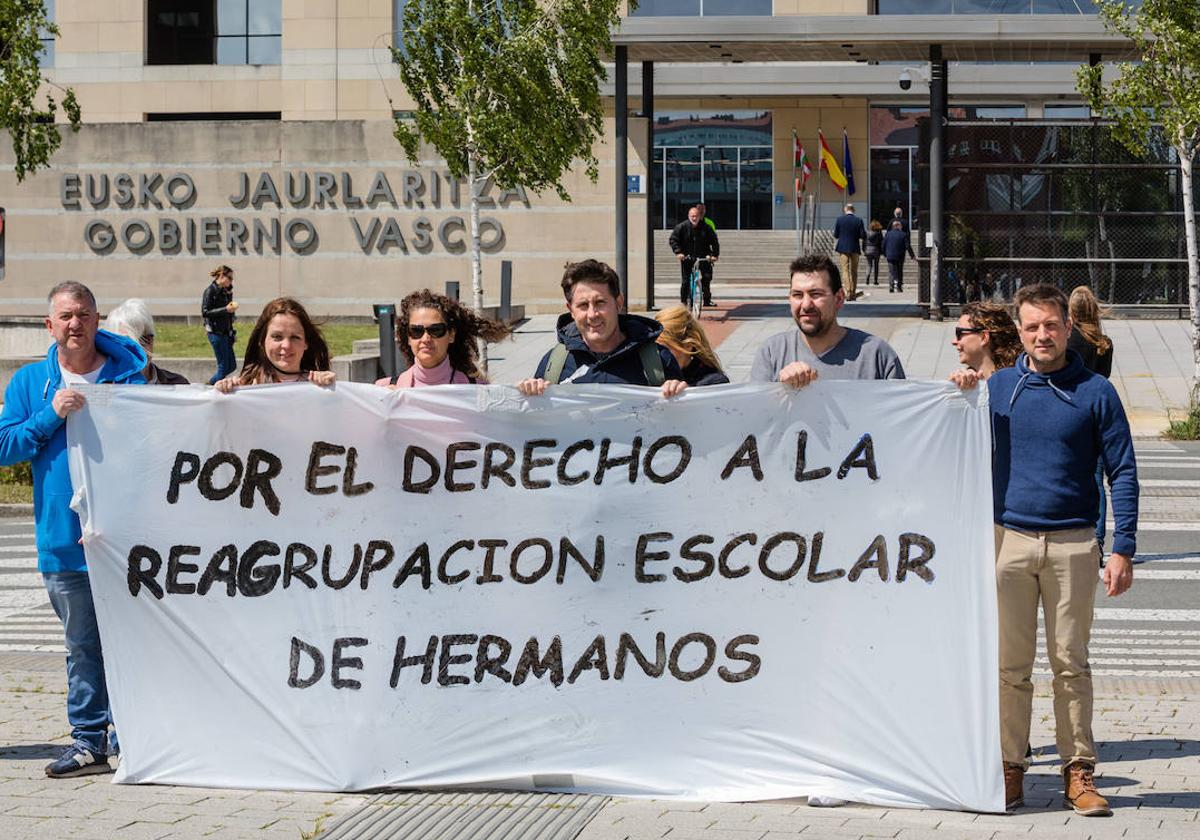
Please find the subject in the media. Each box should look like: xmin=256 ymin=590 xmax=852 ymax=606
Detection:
xmin=832 ymin=203 xmax=867 ymax=301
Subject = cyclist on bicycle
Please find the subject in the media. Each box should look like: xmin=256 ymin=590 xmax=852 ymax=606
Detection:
xmin=669 ymin=204 xmax=720 ymax=307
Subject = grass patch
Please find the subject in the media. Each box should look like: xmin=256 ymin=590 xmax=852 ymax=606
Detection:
xmin=152 ymin=323 xmax=380 ymax=359
xmin=0 ymin=463 xmax=33 ymax=504
xmin=1164 ymin=401 xmax=1200 ymax=441
xmin=0 ymin=485 xmax=32 ymax=504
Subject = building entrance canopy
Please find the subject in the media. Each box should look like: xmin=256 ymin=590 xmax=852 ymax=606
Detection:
xmin=611 ymin=14 xmax=1136 ymax=63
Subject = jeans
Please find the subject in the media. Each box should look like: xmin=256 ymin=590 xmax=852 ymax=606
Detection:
xmin=207 ymin=331 xmax=237 ymax=385
xmin=43 ymin=572 xmax=115 ymax=755
xmin=864 ymin=254 xmax=881 ymax=285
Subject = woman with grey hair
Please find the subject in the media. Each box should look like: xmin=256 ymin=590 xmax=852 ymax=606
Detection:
xmin=103 ymin=299 xmax=190 ymax=385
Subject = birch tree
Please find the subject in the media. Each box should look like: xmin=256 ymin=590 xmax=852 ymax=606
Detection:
xmin=1079 ymin=0 xmax=1200 ymax=404
xmin=0 ymin=0 xmax=80 ymax=181
xmin=392 ymin=0 xmax=626 ymax=372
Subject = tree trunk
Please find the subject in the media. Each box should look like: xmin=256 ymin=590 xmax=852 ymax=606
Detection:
xmin=467 ymin=139 xmax=488 ymax=374
xmin=1179 ymin=144 xmax=1199 ymax=405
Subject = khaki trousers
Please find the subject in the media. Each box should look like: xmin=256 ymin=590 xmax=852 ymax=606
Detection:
xmin=995 ymin=525 xmax=1099 ymax=767
xmin=838 ymin=252 xmax=860 ymax=299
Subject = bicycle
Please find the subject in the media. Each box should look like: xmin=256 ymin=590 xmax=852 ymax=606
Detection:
xmin=687 ymin=256 xmax=714 ymax=321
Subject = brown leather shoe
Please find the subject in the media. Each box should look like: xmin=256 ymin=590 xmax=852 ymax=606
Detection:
xmin=1063 ymin=761 xmax=1112 ymax=816
xmin=1003 ymin=763 xmax=1025 ymax=811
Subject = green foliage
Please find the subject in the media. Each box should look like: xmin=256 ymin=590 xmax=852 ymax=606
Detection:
xmin=1164 ymin=400 xmax=1200 ymax=440
xmin=0 ymin=461 xmax=32 ymax=486
xmin=151 ymin=323 xmax=378 ymax=359
xmin=0 ymin=0 xmax=81 ymax=181
xmin=391 ymin=0 xmax=627 ymax=201
xmin=1077 ymin=0 xmax=1200 ymax=162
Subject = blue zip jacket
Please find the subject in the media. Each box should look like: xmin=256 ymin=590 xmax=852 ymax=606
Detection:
xmin=533 ymin=312 xmax=683 ymax=385
xmin=0 ymin=331 xmax=147 ymax=573
xmin=986 ymin=349 xmax=1138 ymax=556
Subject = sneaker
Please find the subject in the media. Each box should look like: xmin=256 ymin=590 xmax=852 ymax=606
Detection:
xmin=1003 ymin=762 xmax=1025 ymax=810
xmin=807 ymin=795 xmax=848 ymax=807
xmin=1063 ymin=761 xmax=1111 ymax=816
xmin=45 ymin=745 xmax=112 ymax=778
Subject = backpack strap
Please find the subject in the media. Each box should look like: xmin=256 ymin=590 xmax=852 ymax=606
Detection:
xmin=544 ymin=343 xmax=570 ymax=384
xmin=638 ymin=343 xmax=665 ymax=387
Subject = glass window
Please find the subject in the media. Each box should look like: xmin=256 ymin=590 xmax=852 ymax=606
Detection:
xmin=878 ymin=0 xmax=1110 ymax=12
xmin=877 ymin=0 xmax=950 ymax=11
xmin=148 ymin=0 xmax=280 ymax=65
xmin=739 ymin=146 xmax=773 ymax=230
xmin=38 ymin=0 xmax=55 ymax=67
xmin=630 ymin=0 xmax=769 ymax=15
xmin=1044 ymin=104 xmax=1092 ymax=119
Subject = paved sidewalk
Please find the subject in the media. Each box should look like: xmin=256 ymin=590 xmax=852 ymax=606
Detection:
xmin=1 ymin=666 xmax=1196 ymax=839
xmin=489 ymin=303 xmax=1194 ymax=438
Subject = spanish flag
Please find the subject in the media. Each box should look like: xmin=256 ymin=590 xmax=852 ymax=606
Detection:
xmin=818 ymin=129 xmax=847 ymax=192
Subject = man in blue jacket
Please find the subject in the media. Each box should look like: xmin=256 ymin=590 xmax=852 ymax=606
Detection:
xmin=831 ymin=203 xmax=867 ymax=302
xmin=0 ymin=282 xmax=147 ymax=778
xmin=951 ymin=283 xmax=1137 ymax=817
xmin=516 ymin=259 xmax=684 ymax=396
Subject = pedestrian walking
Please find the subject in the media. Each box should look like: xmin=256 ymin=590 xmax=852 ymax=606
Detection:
xmin=832 ymin=203 xmax=866 ymax=301
xmin=950 ymin=283 xmax=1138 ymax=817
xmin=863 ymin=220 xmax=883 ymax=287
xmin=0 ymin=282 xmax=148 ymax=777
xmin=201 ymin=265 xmax=238 ymax=385
xmin=882 ymin=219 xmax=915 ymax=293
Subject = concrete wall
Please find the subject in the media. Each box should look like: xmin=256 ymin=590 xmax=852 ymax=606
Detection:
xmin=0 ymin=119 xmax=649 ymax=317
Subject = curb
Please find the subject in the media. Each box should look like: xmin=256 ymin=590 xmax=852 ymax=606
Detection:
xmin=0 ymin=504 xmax=33 ymax=518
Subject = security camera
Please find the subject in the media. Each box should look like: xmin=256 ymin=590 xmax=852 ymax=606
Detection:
xmin=898 ymin=70 xmax=912 ymax=91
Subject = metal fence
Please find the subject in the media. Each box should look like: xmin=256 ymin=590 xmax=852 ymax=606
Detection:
xmin=916 ymin=119 xmax=1196 ymax=307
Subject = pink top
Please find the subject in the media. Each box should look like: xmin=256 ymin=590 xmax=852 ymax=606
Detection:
xmin=377 ymin=356 xmax=487 ymax=388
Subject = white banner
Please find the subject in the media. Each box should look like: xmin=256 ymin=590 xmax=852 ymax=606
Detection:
xmin=67 ymin=381 xmax=1001 ymax=811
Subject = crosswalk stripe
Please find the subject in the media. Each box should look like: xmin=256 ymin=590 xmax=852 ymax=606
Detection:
xmin=1036 ymin=668 xmax=1200 ymax=677
xmin=1076 ymin=628 xmax=1200 ymax=637
xmin=1139 ymin=479 xmax=1200 ymax=487
xmin=1094 ymin=609 xmax=1200 ymax=621
xmin=1126 ymin=522 xmax=1200 ymax=531
xmin=0 ymin=632 xmax=73 ymax=640
xmin=1037 ymin=657 xmax=1200 ymax=666
xmin=1075 ymin=647 xmax=1200 ymax=656
xmin=1041 ymin=637 xmax=1200 ymax=647
xmin=1125 ymin=570 xmax=1200 ymax=579
xmin=0 ymin=643 xmax=66 ymax=653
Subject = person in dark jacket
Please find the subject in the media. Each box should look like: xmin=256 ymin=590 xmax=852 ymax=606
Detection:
xmin=104 ymin=298 xmax=189 ymax=385
xmin=832 ymin=203 xmax=867 ymax=301
xmin=863 ymin=220 xmax=884 ymax=287
xmin=201 ymin=264 xmax=238 ymax=385
xmin=1067 ymin=285 xmax=1115 ymax=551
xmin=655 ymin=305 xmax=730 ymax=387
xmin=0 ymin=282 xmax=148 ymax=778
xmin=669 ymin=205 xmax=720 ymax=306
xmin=517 ymin=259 xmax=685 ymax=397
xmin=882 ymin=220 xmax=915 ymax=293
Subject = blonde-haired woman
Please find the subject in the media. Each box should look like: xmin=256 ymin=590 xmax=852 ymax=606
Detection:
xmin=1067 ymin=285 xmax=1113 ymax=378
xmin=1067 ymin=285 xmax=1115 ymax=555
xmin=654 ymin=306 xmax=729 ymax=386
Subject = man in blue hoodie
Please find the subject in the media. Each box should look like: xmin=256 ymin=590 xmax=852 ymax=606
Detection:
xmin=516 ymin=259 xmax=685 ymax=395
xmin=0 ymin=282 xmax=147 ymax=778
xmin=951 ymin=283 xmax=1137 ymax=817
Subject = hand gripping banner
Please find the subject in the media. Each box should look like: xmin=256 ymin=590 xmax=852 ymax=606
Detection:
xmin=67 ymin=381 xmax=1001 ymax=810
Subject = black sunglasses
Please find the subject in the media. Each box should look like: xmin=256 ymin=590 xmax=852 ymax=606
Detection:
xmin=407 ymin=323 xmax=449 ymax=339
xmin=954 ymin=327 xmax=985 ymax=340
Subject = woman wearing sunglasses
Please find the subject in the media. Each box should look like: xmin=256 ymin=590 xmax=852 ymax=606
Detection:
xmin=951 ymin=301 xmax=1020 ymax=379
xmin=214 ymin=297 xmax=335 ymax=392
xmin=379 ymin=289 xmax=510 ymax=388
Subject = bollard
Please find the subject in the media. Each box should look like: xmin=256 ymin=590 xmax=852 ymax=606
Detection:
xmin=372 ymin=303 xmax=399 ymax=381
xmin=500 ymin=260 xmax=513 ymax=323
xmin=445 ymin=281 xmax=460 ymax=301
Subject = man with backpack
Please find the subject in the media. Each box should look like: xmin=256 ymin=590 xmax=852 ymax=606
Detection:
xmin=516 ymin=259 xmax=685 ymax=396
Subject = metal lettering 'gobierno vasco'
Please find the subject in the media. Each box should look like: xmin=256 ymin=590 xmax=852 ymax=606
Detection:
xmin=60 ymin=169 xmax=530 ymax=256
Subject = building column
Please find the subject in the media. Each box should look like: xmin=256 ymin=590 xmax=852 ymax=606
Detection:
xmin=929 ymin=44 xmax=947 ymax=320
xmin=615 ymin=45 xmax=629 ymax=308
xmin=643 ymin=60 xmax=655 ymax=310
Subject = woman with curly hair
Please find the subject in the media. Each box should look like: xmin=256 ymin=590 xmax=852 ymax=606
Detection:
xmin=951 ymin=301 xmax=1020 ymax=378
xmin=379 ymin=289 xmax=510 ymax=387
xmin=215 ymin=297 xmax=335 ymax=391
xmin=654 ymin=305 xmax=729 ymax=386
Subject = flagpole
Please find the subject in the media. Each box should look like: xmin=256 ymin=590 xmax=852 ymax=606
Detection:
xmin=792 ymin=129 xmax=800 ymax=253
xmin=815 ymin=128 xmax=823 ymax=248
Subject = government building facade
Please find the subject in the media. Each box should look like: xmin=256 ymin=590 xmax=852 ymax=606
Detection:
xmin=3 ymin=1 xmax=1185 ymax=317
